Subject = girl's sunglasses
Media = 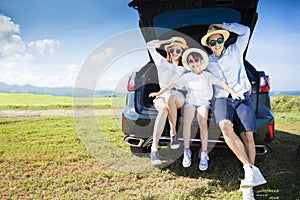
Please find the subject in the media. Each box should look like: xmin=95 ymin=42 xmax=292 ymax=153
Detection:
xmin=188 ymin=58 xmax=200 ymax=64
xmin=169 ymin=48 xmax=182 ymax=54
xmin=209 ymin=37 xmax=224 ymax=46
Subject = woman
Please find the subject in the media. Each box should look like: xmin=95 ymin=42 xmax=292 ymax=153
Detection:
xmin=147 ymin=37 xmax=188 ymax=165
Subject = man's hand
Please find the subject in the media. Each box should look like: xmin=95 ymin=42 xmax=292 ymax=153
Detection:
xmin=231 ymin=92 xmax=245 ymax=100
xmin=209 ymin=24 xmax=222 ymax=30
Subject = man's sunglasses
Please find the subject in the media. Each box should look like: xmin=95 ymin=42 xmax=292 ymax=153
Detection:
xmin=188 ymin=58 xmax=200 ymax=64
xmin=209 ymin=37 xmax=224 ymax=46
xmin=169 ymin=48 xmax=182 ymax=54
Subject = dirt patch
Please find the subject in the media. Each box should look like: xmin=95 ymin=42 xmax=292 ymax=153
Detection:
xmin=0 ymin=109 xmax=123 ymax=118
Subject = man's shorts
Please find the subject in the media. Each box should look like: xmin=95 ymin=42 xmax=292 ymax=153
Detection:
xmin=213 ymin=94 xmax=256 ymax=133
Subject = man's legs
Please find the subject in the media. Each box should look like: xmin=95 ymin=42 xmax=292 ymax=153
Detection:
xmin=234 ymin=96 xmax=257 ymax=165
xmin=240 ymin=131 xmax=256 ymax=165
xmin=219 ymin=120 xmax=266 ymax=188
xmin=219 ymin=120 xmax=252 ymax=165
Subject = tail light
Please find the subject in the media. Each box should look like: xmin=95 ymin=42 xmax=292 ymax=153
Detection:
xmin=259 ymin=75 xmax=270 ymax=93
xmin=268 ymin=123 xmax=274 ymax=139
xmin=127 ymin=72 xmax=136 ymax=91
xmin=122 ymin=117 xmax=126 ymax=131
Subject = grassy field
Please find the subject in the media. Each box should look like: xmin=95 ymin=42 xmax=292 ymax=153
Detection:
xmin=0 ymin=94 xmax=300 ymax=199
xmin=0 ymin=93 xmax=125 ymax=110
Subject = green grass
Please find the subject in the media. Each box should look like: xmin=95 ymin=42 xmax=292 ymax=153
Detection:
xmin=0 ymin=93 xmax=300 ymax=199
xmin=0 ymin=93 xmax=125 ymax=110
xmin=271 ymin=94 xmax=300 ymax=112
xmin=1 ymin=113 xmax=300 ymax=199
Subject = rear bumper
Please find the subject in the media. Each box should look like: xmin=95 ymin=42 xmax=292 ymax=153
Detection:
xmin=122 ymin=92 xmax=274 ymax=157
xmin=123 ymin=135 xmax=270 ymax=156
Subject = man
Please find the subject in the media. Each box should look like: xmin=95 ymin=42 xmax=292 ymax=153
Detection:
xmin=201 ymin=22 xmax=267 ymax=199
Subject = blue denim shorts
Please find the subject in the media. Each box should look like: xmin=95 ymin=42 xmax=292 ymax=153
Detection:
xmin=213 ymin=94 xmax=256 ymax=133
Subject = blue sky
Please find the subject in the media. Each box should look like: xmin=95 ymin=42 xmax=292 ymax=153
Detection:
xmin=0 ymin=0 xmax=299 ymax=91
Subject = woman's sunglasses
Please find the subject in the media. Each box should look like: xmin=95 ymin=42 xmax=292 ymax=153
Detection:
xmin=188 ymin=58 xmax=200 ymax=64
xmin=209 ymin=37 xmax=224 ymax=46
xmin=169 ymin=48 xmax=182 ymax=54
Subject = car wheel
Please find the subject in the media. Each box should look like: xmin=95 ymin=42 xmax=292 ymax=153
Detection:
xmin=130 ymin=146 xmax=151 ymax=156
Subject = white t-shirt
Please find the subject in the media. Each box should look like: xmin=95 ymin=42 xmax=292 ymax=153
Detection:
xmin=175 ymin=71 xmax=221 ymax=107
xmin=147 ymin=41 xmax=187 ymax=89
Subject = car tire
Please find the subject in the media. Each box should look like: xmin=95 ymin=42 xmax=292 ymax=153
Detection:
xmin=130 ymin=146 xmax=151 ymax=157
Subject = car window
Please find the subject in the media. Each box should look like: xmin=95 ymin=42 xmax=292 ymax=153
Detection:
xmin=153 ymin=7 xmax=241 ymax=37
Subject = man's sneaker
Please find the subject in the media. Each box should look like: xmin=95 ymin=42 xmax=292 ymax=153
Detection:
xmin=241 ymin=165 xmax=267 ymax=188
xmin=240 ymin=187 xmax=255 ymax=200
xmin=182 ymin=149 xmax=192 ymax=168
xmin=150 ymin=151 xmax=161 ymax=165
xmin=170 ymin=134 xmax=180 ymax=149
xmin=199 ymin=152 xmax=209 ymax=171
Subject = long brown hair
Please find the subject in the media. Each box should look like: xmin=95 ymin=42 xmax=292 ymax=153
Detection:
xmin=166 ymin=47 xmax=184 ymax=66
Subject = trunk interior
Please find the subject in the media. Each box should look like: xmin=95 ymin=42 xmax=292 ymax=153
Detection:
xmin=130 ymin=0 xmax=260 ymax=114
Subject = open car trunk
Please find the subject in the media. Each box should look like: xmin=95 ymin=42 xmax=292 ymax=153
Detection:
xmin=129 ymin=0 xmax=260 ymax=114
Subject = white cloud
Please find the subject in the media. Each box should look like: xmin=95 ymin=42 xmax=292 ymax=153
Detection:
xmin=0 ymin=68 xmax=78 ymax=88
xmin=88 ymin=47 xmax=114 ymax=64
xmin=0 ymin=15 xmax=26 ymax=57
xmin=0 ymin=14 xmax=74 ymax=88
xmin=28 ymin=39 xmax=60 ymax=54
xmin=0 ymin=15 xmax=20 ymax=33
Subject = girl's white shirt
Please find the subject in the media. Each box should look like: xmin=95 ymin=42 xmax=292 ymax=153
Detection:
xmin=175 ymin=71 xmax=220 ymax=107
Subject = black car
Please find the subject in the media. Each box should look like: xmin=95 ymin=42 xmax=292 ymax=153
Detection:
xmin=122 ymin=0 xmax=274 ymax=160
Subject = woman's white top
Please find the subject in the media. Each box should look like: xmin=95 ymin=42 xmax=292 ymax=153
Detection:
xmin=147 ymin=41 xmax=187 ymax=90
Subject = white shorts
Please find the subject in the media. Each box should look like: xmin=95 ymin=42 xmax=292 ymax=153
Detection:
xmin=185 ymin=100 xmax=211 ymax=109
xmin=154 ymin=89 xmax=185 ymax=102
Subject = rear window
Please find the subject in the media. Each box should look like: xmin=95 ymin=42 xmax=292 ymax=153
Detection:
xmin=153 ymin=7 xmax=241 ymax=37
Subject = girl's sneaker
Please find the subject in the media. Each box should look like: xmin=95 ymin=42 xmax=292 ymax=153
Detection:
xmin=182 ymin=149 xmax=192 ymax=168
xmin=199 ymin=152 xmax=209 ymax=171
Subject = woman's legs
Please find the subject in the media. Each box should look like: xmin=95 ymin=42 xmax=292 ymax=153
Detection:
xmin=165 ymin=93 xmax=185 ymax=137
xmin=151 ymin=98 xmax=168 ymax=152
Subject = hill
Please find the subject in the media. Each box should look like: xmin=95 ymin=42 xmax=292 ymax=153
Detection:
xmin=0 ymin=82 xmax=116 ymax=97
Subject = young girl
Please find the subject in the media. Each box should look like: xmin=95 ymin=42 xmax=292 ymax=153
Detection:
xmin=149 ymin=48 xmax=244 ymax=170
xmin=147 ymin=37 xmax=189 ymax=165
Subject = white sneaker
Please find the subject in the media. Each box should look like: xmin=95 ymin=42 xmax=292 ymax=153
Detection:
xmin=240 ymin=187 xmax=255 ymax=200
xmin=182 ymin=149 xmax=192 ymax=168
xmin=199 ymin=152 xmax=209 ymax=171
xmin=241 ymin=165 xmax=267 ymax=188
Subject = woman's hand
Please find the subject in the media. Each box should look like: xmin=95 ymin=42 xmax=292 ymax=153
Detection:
xmin=149 ymin=92 xmax=159 ymax=97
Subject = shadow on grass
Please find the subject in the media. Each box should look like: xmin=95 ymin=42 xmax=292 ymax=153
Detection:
xmin=160 ymin=129 xmax=300 ymax=199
